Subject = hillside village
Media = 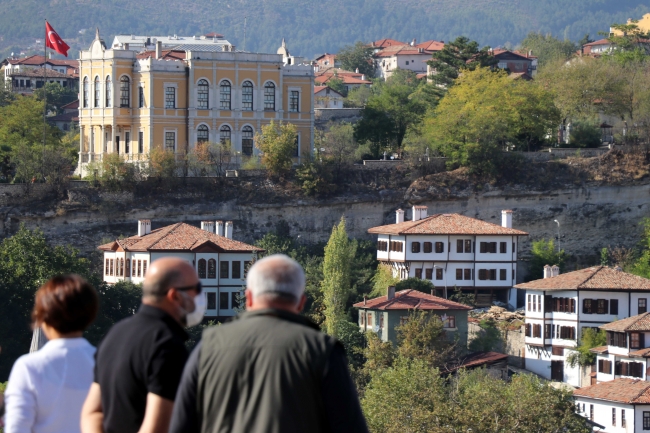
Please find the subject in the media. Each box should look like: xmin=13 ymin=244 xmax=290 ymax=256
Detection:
xmin=4 ymin=10 xmax=650 ymax=433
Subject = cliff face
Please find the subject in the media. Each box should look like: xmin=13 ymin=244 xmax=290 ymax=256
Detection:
xmin=2 ymin=180 xmax=648 ymax=269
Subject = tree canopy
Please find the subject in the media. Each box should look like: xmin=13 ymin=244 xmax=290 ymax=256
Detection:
xmin=337 ymin=41 xmax=376 ymax=78
xmin=255 ymin=121 xmax=298 ymax=177
xmin=519 ymin=32 xmax=577 ymax=67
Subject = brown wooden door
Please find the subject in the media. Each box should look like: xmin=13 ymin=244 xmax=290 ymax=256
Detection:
xmin=551 ymin=360 xmax=564 ymax=381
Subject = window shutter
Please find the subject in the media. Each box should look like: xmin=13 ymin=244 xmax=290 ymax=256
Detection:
xmin=598 ymin=359 xmax=604 ymax=372
xmin=610 ymin=299 xmax=619 ymax=315
xmin=545 ymin=295 xmax=552 ymax=313
xmin=457 ymin=239 xmax=463 ymax=253
xmin=615 ymin=361 xmax=621 ymax=375
xmin=570 ymin=298 xmax=575 ymax=313
xmin=525 ymin=323 xmax=531 ymax=337
xmin=480 ymin=242 xmax=486 ymax=253
xmin=603 ymin=300 xmax=609 ymax=314
xmin=641 ymin=333 xmax=646 ymax=349
xmin=545 ymin=324 xmax=551 ymax=339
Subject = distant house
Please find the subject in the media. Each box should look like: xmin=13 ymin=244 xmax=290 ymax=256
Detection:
xmin=314 ymin=53 xmax=339 ymax=69
xmin=445 ymin=351 xmax=509 ymax=380
xmin=515 ymin=265 xmax=650 ymax=388
xmin=367 ymin=207 xmax=528 ymax=306
xmin=48 ymin=99 xmax=79 ymax=132
xmin=314 ymin=68 xmax=371 ymax=93
xmin=493 ymin=49 xmax=535 ymax=75
xmin=353 ymin=287 xmax=472 ymax=346
xmin=1 ymin=54 xmax=79 ymax=95
xmin=369 ymin=38 xmax=406 ymax=53
xmin=580 ymin=37 xmax=650 ymax=56
xmin=591 ymin=313 xmax=650 ymax=384
xmin=374 ymin=43 xmax=438 ymax=79
xmin=314 ymin=85 xmax=344 ymax=108
xmin=573 ymin=378 xmax=650 ymax=432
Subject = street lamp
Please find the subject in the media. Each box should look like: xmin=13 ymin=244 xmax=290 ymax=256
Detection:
xmin=432 ymin=265 xmax=447 ymax=299
xmin=554 ymin=220 xmax=561 ymax=252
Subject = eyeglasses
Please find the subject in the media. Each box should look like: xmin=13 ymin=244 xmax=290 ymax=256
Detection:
xmin=175 ymin=281 xmax=202 ymax=294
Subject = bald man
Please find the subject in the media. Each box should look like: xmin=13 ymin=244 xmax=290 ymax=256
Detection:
xmin=81 ymin=257 xmax=202 ymax=433
xmin=169 ymin=254 xmax=368 ymax=433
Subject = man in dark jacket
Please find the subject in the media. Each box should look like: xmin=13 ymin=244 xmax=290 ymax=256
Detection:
xmin=169 ymin=254 xmax=368 ymax=433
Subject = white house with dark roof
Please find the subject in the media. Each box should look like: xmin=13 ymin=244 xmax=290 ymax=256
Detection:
xmin=98 ymin=220 xmax=263 ymax=320
xmin=573 ymin=378 xmax=650 ymax=432
xmin=591 ymin=313 xmax=650 ymax=384
xmin=515 ymin=266 xmax=650 ymax=387
xmin=367 ymin=207 xmax=528 ymax=306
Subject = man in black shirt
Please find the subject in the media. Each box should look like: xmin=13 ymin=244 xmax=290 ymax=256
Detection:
xmin=81 ymin=257 xmax=202 ymax=433
xmin=169 ymin=254 xmax=368 ymax=433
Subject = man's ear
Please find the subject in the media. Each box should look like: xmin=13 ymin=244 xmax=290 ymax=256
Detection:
xmin=245 ymin=289 xmax=254 ymax=309
xmin=297 ymin=294 xmax=307 ymax=313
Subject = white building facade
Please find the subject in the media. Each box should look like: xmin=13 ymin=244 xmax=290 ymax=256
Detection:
xmin=368 ymin=207 xmax=528 ymax=306
xmin=517 ymin=266 xmax=650 ymax=387
xmin=98 ymin=220 xmax=263 ymax=320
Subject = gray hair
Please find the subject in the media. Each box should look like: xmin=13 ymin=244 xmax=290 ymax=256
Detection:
xmin=246 ymin=254 xmax=305 ymax=302
xmin=142 ymin=268 xmax=182 ymax=299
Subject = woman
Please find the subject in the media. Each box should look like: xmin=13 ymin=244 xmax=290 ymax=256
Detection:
xmin=4 ymin=275 xmax=98 ymax=433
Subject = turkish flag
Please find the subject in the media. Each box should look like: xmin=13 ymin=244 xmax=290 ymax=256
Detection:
xmin=45 ymin=21 xmax=70 ymax=57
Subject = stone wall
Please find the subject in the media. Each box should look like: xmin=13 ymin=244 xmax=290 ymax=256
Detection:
xmin=0 ymin=183 xmax=56 ymax=206
xmin=468 ymin=321 xmax=526 ymax=368
xmin=314 ymin=108 xmax=362 ymax=129
xmin=508 ymin=148 xmax=609 ymax=162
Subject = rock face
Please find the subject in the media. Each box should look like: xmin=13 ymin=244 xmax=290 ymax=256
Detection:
xmin=1 ymin=181 xmax=649 ymax=271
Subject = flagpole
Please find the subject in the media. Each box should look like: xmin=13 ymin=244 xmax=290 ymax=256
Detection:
xmin=42 ymin=19 xmax=47 ymax=181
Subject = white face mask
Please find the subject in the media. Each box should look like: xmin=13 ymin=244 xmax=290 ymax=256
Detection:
xmin=180 ymin=291 xmax=206 ymax=327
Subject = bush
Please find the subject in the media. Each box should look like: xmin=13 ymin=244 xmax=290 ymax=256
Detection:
xmin=567 ymin=121 xmax=601 ymax=148
xmin=295 ymin=161 xmax=335 ymax=196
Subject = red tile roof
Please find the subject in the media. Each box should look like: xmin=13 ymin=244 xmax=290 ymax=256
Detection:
xmin=135 ymin=50 xmax=186 ymax=60
xmin=314 ymin=85 xmax=344 ymax=97
xmin=371 ymin=38 xmax=405 ymax=49
xmin=9 ymin=68 xmax=71 ymax=78
xmin=492 ymin=49 xmax=534 ymax=61
xmin=315 ymin=73 xmax=371 ymax=86
xmin=589 ymin=346 xmax=608 ymax=354
xmin=448 ymin=351 xmax=508 ymax=371
xmin=367 ymin=213 xmax=528 ymax=236
xmin=6 ymin=55 xmax=78 ymax=68
xmin=204 ymin=32 xmax=224 ymax=38
xmin=573 ymin=378 xmax=650 ymax=403
xmin=61 ymin=99 xmax=79 ymax=110
xmin=601 ymin=313 xmax=650 ymax=332
xmin=97 ymin=222 xmax=263 ymax=253
xmin=583 ymin=38 xmax=612 ymax=47
xmin=416 ymin=40 xmax=445 ymax=51
xmin=515 ymin=266 xmax=650 ymax=292
xmin=374 ymin=45 xmax=433 ymax=57
xmin=353 ymin=289 xmax=472 ymax=311
xmin=630 ymin=347 xmax=650 ymax=358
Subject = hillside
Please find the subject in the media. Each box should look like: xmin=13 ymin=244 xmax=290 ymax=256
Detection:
xmin=0 ymin=0 xmax=649 ymax=60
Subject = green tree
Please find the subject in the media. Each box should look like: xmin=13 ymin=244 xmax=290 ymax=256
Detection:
xmin=566 ymin=328 xmax=607 ymax=368
xmin=344 ymin=85 xmax=373 ymax=108
xmin=0 ymin=76 xmax=16 ymax=108
xmin=370 ymin=263 xmax=399 ymax=297
xmin=325 ymin=77 xmax=347 ymax=97
xmin=568 ymin=120 xmax=602 ymax=148
xmin=426 ymin=36 xmax=497 ymax=99
xmin=425 ymin=67 xmax=559 ymax=174
xmin=34 ymin=82 xmax=77 ymax=114
xmin=337 ymin=41 xmax=376 ymax=78
xmin=468 ymin=318 xmax=503 ymax=352
xmin=395 ymin=311 xmax=455 ymax=368
xmin=605 ymin=21 xmax=650 ymax=62
xmin=321 ymin=217 xmax=356 ymax=337
xmin=631 ymin=218 xmax=650 ymax=279
xmin=519 ymin=32 xmax=577 ymax=67
xmin=354 ymin=69 xmax=426 ymax=157
xmin=529 ymin=239 xmax=567 ymax=281
xmin=394 ymin=277 xmax=434 ymax=294
xmin=255 ymin=120 xmax=297 ymax=177
xmin=321 ymin=123 xmax=358 ymax=174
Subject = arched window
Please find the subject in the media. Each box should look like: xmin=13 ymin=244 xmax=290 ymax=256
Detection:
xmin=208 ymin=259 xmax=216 ymax=279
xmin=242 ymin=81 xmax=253 ymax=111
xmin=105 ymin=76 xmax=112 ymax=108
xmin=197 ymin=79 xmax=209 ymax=109
xmin=198 ymin=259 xmax=207 ymax=279
xmin=220 ymin=125 xmax=231 ymax=145
xmin=242 ymin=126 xmax=254 ymax=156
xmin=220 ymin=80 xmax=231 ymax=110
xmin=120 ymin=76 xmax=130 ymax=107
xmin=83 ymin=77 xmax=89 ymax=108
xmin=197 ymin=125 xmax=209 ymax=144
xmin=264 ymin=82 xmax=275 ymax=111
xmin=94 ymin=76 xmax=100 ymax=108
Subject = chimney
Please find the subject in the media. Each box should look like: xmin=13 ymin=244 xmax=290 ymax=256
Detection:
xmin=396 ymin=209 xmax=405 ymax=224
xmin=551 ymin=265 xmax=560 ymax=277
xmin=137 ymin=219 xmax=151 ymax=237
xmin=155 ymin=40 xmax=162 ymax=59
xmin=124 ymin=43 xmax=129 ymax=51
xmin=216 ymin=220 xmax=224 ymax=237
xmin=387 ymin=286 xmax=396 ymax=300
xmin=411 ymin=38 xmax=416 ymax=46
xmin=356 ymin=67 xmax=359 ymax=73
xmin=543 ymin=265 xmax=552 ymax=279
xmin=412 ymin=205 xmax=428 ymax=221
xmin=501 ymin=210 xmax=513 ymax=229
xmin=363 ymin=295 xmax=367 ymax=306
xmin=225 ymin=221 xmax=233 ymax=239
xmin=201 ymin=221 xmax=215 ymax=233
xmin=361 ymin=74 xmax=366 ymax=81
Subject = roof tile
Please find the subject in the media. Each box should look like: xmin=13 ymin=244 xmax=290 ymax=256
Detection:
xmin=515 ymin=266 xmax=650 ymax=291
xmin=573 ymin=378 xmax=650 ymax=403
xmin=600 ymin=312 xmax=650 ymax=332
xmin=367 ymin=213 xmax=528 ymax=236
xmin=353 ymin=289 xmax=472 ymax=311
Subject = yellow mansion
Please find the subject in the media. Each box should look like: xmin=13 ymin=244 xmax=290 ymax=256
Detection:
xmin=77 ymin=30 xmax=314 ymax=175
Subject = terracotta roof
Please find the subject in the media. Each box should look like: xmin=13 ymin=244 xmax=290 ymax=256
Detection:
xmin=374 ymin=45 xmax=433 ymax=57
xmin=61 ymin=99 xmax=79 ymax=110
xmin=353 ymin=289 xmax=472 ymax=311
xmin=508 ymin=72 xmax=533 ymax=81
xmin=583 ymin=38 xmax=612 ymax=47
xmin=97 ymin=222 xmax=263 ymax=253
xmin=315 ymin=74 xmax=371 ymax=85
xmin=415 ymin=40 xmax=445 ymax=51
xmin=371 ymin=38 xmax=405 ymax=49
xmin=6 ymin=55 xmax=78 ymax=68
xmin=314 ymin=86 xmax=344 ymax=97
xmin=135 ymin=50 xmax=186 ymax=60
xmin=416 ymin=73 xmax=427 ymax=79
xmin=515 ymin=266 xmax=650 ymax=292
xmin=601 ymin=313 xmax=650 ymax=332
xmin=589 ymin=345 xmax=609 ymax=354
xmin=450 ymin=351 xmax=508 ymax=371
xmin=204 ymin=32 xmax=224 ymax=38
xmin=493 ymin=49 xmax=534 ymax=61
xmin=630 ymin=347 xmax=650 ymax=358
xmin=573 ymin=378 xmax=650 ymax=404
xmin=367 ymin=213 xmax=528 ymax=236
xmin=8 ymin=68 xmax=71 ymax=78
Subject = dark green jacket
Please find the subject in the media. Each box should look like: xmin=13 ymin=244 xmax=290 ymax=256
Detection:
xmin=189 ymin=309 xmax=366 ymax=433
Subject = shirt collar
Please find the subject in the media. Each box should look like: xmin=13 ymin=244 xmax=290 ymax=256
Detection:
xmin=233 ymin=308 xmax=321 ymax=331
xmin=138 ymin=304 xmax=189 ymax=340
xmin=42 ymin=337 xmax=92 ymax=350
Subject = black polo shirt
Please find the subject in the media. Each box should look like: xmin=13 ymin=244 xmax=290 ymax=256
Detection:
xmin=94 ymin=304 xmax=189 ymax=433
